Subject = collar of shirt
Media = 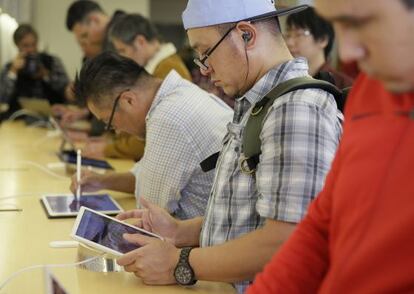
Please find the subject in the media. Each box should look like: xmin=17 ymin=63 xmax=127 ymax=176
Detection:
xmin=242 ymin=57 xmax=310 ymax=105
xmin=144 ymin=43 xmax=177 ymax=74
xmin=232 ymin=57 xmax=309 ymax=124
xmin=146 ymin=70 xmax=181 ymax=122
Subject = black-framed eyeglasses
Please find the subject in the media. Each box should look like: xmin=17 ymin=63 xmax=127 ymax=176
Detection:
xmin=105 ymin=89 xmax=130 ymax=131
xmin=193 ymin=24 xmax=237 ymax=71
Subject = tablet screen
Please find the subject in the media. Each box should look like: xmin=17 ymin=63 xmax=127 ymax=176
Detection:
xmin=58 ymin=150 xmax=113 ymax=170
xmin=42 ymin=194 xmax=122 ymax=217
xmin=75 ymin=209 xmax=146 ymax=254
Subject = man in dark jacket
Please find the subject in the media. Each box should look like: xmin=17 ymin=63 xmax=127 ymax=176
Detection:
xmin=0 ymin=24 xmax=69 ymax=116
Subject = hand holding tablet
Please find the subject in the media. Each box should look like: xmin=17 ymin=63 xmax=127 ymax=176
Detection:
xmin=71 ymin=207 xmax=162 ymax=257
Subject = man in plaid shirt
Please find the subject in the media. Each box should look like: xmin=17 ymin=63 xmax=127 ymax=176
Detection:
xmin=116 ymin=1 xmax=343 ymax=292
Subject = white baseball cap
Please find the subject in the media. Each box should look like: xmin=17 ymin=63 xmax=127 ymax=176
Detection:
xmin=182 ymin=0 xmax=308 ymax=30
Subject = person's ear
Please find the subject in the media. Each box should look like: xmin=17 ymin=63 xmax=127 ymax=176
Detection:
xmin=133 ymin=35 xmax=147 ymax=48
xmin=236 ymin=22 xmax=256 ymax=47
xmin=317 ymin=35 xmax=329 ymax=50
xmin=118 ymin=91 xmax=136 ymax=111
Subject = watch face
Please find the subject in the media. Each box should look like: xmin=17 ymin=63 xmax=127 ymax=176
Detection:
xmin=174 ymin=264 xmax=193 ymax=285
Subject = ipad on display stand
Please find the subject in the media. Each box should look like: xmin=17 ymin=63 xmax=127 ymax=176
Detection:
xmin=41 ymin=194 xmax=123 ymax=218
xmin=71 ymin=207 xmax=163 ymax=257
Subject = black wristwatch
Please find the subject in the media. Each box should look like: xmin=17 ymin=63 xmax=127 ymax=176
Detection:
xmin=174 ymin=247 xmax=197 ymax=286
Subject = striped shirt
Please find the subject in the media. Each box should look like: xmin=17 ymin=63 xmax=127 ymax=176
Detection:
xmin=132 ymin=70 xmax=233 ymax=220
xmin=200 ymin=58 xmax=343 ymax=293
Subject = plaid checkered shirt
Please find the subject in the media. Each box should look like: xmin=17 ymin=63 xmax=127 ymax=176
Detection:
xmin=200 ymin=58 xmax=343 ymax=293
xmin=132 ymin=70 xmax=233 ymax=220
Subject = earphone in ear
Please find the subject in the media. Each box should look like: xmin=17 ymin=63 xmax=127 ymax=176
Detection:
xmin=242 ymin=31 xmax=252 ymax=43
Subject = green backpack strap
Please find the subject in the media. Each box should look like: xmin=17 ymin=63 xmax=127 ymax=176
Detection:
xmin=240 ymin=76 xmax=342 ymax=174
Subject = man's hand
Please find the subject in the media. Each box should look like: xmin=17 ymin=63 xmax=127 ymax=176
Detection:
xmin=116 ymin=197 xmax=180 ymax=245
xmin=60 ymin=108 xmax=90 ymax=125
xmin=117 ymin=234 xmax=180 ymax=285
xmin=51 ymin=104 xmax=67 ymax=117
xmin=70 ymin=169 xmax=105 ymax=194
xmin=10 ymin=53 xmax=25 ymax=74
xmin=35 ymin=64 xmax=50 ymax=79
xmin=82 ymin=137 xmax=108 ymax=159
xmin=65 ymin=82 xmax=76 ymax=102
xmin=65 ymin=130 xmax=89 ymax=142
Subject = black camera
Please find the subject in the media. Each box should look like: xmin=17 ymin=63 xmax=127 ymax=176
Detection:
xmin=22 ymin=54 xmax=42 ymax=77
xmin=21 ymin=53 xmax=54 ymax=78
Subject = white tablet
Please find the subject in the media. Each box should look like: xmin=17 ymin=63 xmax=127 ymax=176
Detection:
xmin=18 ymin=97 xmax=52 ymax=117
xmin=41 ymin=194 xmax=123 ymax=218
xmin=71 ymin=207 xmax=162 ymax=257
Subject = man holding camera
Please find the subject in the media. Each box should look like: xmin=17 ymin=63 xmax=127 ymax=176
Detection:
xmin=0 ymin=24 xmax=69 ymax=116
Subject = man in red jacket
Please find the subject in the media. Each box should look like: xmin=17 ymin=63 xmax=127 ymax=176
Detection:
xmin=248 ymin=0 xmax=414 ymax=293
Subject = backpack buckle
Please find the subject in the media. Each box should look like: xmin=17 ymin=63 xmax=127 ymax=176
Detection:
xmin=251 ymin=105 xmax=264 ymax=116
xmin=239 ymin=155 xmax=256 ymax=174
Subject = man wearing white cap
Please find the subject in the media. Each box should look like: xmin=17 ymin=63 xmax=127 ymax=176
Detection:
xmin=116 ymin=0 xmax=343 ymax=292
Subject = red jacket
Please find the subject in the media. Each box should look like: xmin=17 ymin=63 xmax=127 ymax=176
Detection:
xmin=247 ymin=73 xmax=414 ymax=294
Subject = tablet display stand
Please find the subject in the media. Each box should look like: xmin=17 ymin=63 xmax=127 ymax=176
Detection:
xmin=77 ymin=243 xmax=123 ymax=272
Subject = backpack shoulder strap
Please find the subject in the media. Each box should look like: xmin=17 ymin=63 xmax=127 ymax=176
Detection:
xmin=241 ymin=76 xmax=341 ymax=173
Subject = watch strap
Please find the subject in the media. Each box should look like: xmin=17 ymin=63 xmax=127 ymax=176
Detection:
xmin=175 ymin=246 xmax=197 ymax=285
